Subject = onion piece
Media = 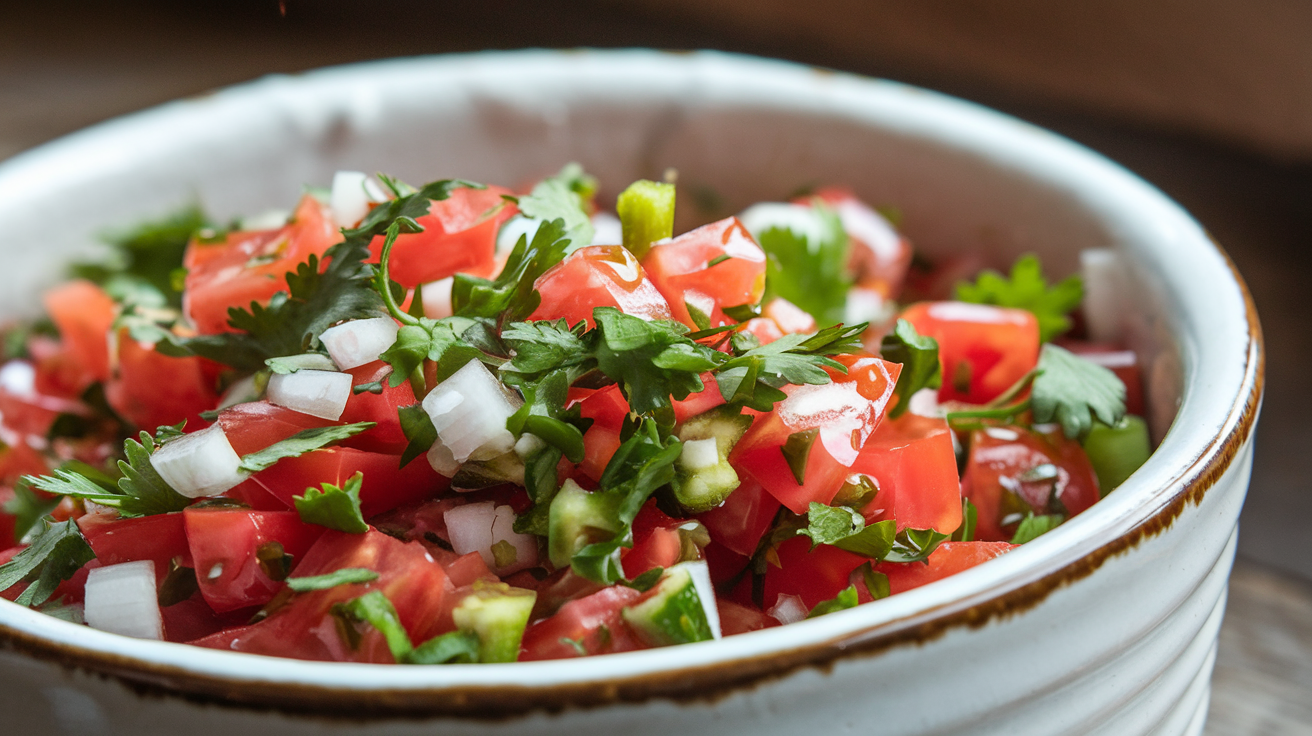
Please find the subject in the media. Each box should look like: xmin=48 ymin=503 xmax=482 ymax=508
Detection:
xmin=496 ymin=214 xmax=543 ymax=254
xmin=266 ymin=369 xmax=353 ymax=420
xmin=443 ymin=502 xmax=539 ymax=576
xmin=674 ymin=560 xmax=722 ymax=639
xmin=217 ymin=373 xmax=263 ymax=410
xmin=239 ymin=209 xmax=290 ymax=230
xmin=679 ymin=438 xmax=720 ymax=471
xmin=421 ymin=277 xmax=455 ymax=320
xmin=738 ymin=202 xmax=830 ymax=244
xmin=591 ymin=211 xmax=622 ymax=245
xmin=767 ymin=593 xmax=808 ymax=625
xmin=150 ymin=424 xmax=247 ymax=498
xmin=490 ymin=504 xmax=539 ymax=575
xmin=83 ymin=561 xmax=163 ymax=640
xmin=319 ymin=317 xmax=400 ymax=370
xmin=1080 ymin=248 xmax=1127 ymax=343
xmin=330 ymin=171 xmax=386 ymax=229
xmin=421 ymin=360 xmax=522 ymax=463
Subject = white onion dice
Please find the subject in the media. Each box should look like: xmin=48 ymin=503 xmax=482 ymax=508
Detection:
xmin=84 ymin=561 xmax=163 ymax=640
xmin=421 ymin=360 xmax=522 ymax=464
xmin=319 ymin=317 xmax=400 ymax=370
xmin=330 ymin=170 xmax=385 ymax=229
xmin=150 ymin=424 xmax=247 ymax=498
xmin=266 ymin=369 xmax=353 ymax=421
xmin=591 ymin=211 xmax=622 ymax=245
xmin=444 ymin=501 xmax=539 ymax=576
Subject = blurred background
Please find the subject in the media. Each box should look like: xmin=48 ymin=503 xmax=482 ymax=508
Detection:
xmin=2 ymin=1 xmax=1309 ymax=731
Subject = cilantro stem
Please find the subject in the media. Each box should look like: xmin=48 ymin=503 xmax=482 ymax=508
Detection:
xmin=983 ymin=368 xmax=1041 ymax=409
xmin=375 ymin=218 xmax=424 ymax=327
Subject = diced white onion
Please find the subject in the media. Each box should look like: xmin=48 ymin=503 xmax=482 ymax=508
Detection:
xmin=239 ymin=209 xmax=290 ymax=231
xmin=767 ymin=593 xmax=808 ymax=625
xmin=150 ymin=424 xmax=247 ymax=498
xmin=84 ymin=561 xmax=163 ymax=640
xmin=496 ymin=214 xmax=543 ymax=254
xmin=833 ymin=199 xmax=902 ymax=262
xmin=330 ymin=171 xmax=386 ymax=229
xmin=490 ymin=504 xmax=538 ymax=575
xmin=266 ymin=369 xmax=353 ymax=420
xmin=319 ymin=317 xmax=400 ymax=370
xmin=674 ymin=560 xmax=722 ymax=639
xmin=421 ymin=360 xmax=523 ymax=464
xmin=514 ymin=432 xmax=547 ymax=460
xmin=738 ymin=202 xmax=829 ymax=246
xmin=421 ymin=277 xmax=455 ymax=320
xmin=591 ymin=211 xmax=622 ymax=245
xmin=427 ymin=441 xmax=460 ymax=477
xmin=908 ymin=387 xmax=942 ymax=418
xmin=217 ymin=373 xmax=263 ymax=410
xmin=443 ymin=502 xmax=538 ymax=576
xmin=679 ymin=438 xmax=720 ymax=471
xmin=1081 ymin=248 xmax=1127 ymax=343
xmin=0 ymin=360 xmax=36 ymax=396
xmin=845 ymin=287 xmax=893 ymax=326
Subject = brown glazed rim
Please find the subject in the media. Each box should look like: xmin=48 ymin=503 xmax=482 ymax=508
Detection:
xmin=0 ymin=241 xmax=1265 ymax=722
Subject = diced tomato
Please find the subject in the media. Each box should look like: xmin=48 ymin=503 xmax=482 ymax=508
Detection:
xmin=196 ymin=530 xmax=450 ymax=662
xmin=0 ymin=440 xmax=50 ymax=484
xmin=217 ymin=400 xmax=338 ymax=456
xmin=106 ymin=329 xmax=219 ymax=432
xmin=762 ymin=297 xmax=817 ymax=335
xmin=160 ymin=595 xmax=240 ymax=644
xmin=640 ymin=217 xmax=767 ymax=329
xmin=251 ymin=447 xmax=449 ymax=518
xmin=698 ymin=477 xmax=780 ymax=557
xmin=445 ymin=551 xmax=494 ymax=588
xmin=961 ymin=427 xmax=1100 ymax=542
xmin=806 ymin=187 xmax=912 ymax=298
xmin=338 ymin=360 xmax=415 ymax=454
xmin=42 ymin=280 xmax=116 ymax=385
xmin=529 ymin=245 xmax=672 ymax=328
xmin=577 ymin=384 xmax=629 ymax=430
xmin=875 ymin=541 xmax=1016 ymax=594
xmin=740 ymin=317 xmax=784 ymax=345
xmin=578 ymin=424 xmax=621 ymax=482
xmin=900 ymin=302 xmax=1039 ymax=405
xmin=183 ymin=508 xmax=325 ymax=613
xmin=1059 ymin=341 xmax=1144 ymax=417
xmin=672 ymin=374 xmax=725 ymax=424
xmin=732 ymin=357 xmax=900 ymax=514
xmin=621 ymin=501 xmax=685 ymax=579
xmin=365 ymin=186 xmax=515 ymax=287
xmin=519 ymin=585 xmax=645 ymax=661
xmin=0 ymin=491 xmax=15 ymax=549
xmin=184 ymin=195 xmax=341 ymax=335
xmin=718 ymin=598 xmax=778 ymax=636
xmin=763 ymin=536 xmax=867 ymax=610
xmin=853 ymin=413 xmax=962 ymax=534
xmin=77 ymin=511 xmax=190 ymax=583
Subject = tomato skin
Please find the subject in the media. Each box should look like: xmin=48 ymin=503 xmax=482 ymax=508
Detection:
xmin=875 ymin=541 xmax=1016 ymax=594
xmin=42 ymin=280 xmax=116 ymax=386
xmin=698 ymin=476 xmax=780 ymax=557
xmin=106 ymin=329 xmax=219 ymax=432
xmin=640 ymin=217 xmax=767 ymax=328
xmin=672 ymin=374 xmax=725 ymax=424
xmin=578 ymin=424 xmax=621 ymax=482
xmin=338 ymin=360 xmax=416 ymax=454
xmin=852 ymin=413 xmax=962 ymax=534
xmin=901 ymin=302 xmax=1039 ymax=405
xmin=445 ymin=551 xmax=494 ymax=588
xmin=529 ymin=245 xmax=672 ymax=328
xmin=196 ymin=530 xmax=451 ymax=663
xmin=218 ymin=401 xmax=338 ymax=456
xmin=251 ymin=447 xmax=449 ymax=518
xmin=961 ymin=428 xmax=1100 ymax=542
xmin=718 ymin=598 xmax=778 ymax=636
xmin=519 ymin=585 xmax=645 ymax=661
xmin=184 ymin=508 xmax=326 ymax=613
xmin=184 ymin=195 xmax=341 ymax=335
xmin=763 ymin=536 xmax=867 ymax=610
xmin=77 ymin=511 xmax=190 ymax=583
xmin=365 ymin=186 xmax=514 ymax=287
xmin=732 ymin=357 xmax=900 ymax=514
xmin=621 ymin=501 xmax=685 ymax=579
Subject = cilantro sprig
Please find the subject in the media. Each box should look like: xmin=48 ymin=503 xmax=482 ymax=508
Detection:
xmin=754 ymin=203 xmax=852 ymax=327
xmin=24 ymin=432 xmax=190 ymax=517
xmin=333 ymin=590 xmax=480 ymax=664
xmin=716 ymin=322 xmax=866 ymax=411
xmin=238 ymin=423 xmax=375 ymax=474
xmin=295 ymin=472 xmax=369 ymax=533
xmin=879 ymin=319 xmax=942 ymax=418
xmin=0 ymin=519 xmax=96 ymax=607
xmin=956 ymin=254 xmax=1083 ymax=342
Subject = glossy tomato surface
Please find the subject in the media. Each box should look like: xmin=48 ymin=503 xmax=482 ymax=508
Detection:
xmin=519 ymin=585 xmax=644 ymax=661
xmin=640 ymin=216 xmax=766 ymax=328
xmin=184 ymin=508 xmax=325 ymax=613
xmin=875 ymin=541 xmax=1015 ymax=594
xmin=365 ymin=186 xmax=515 ymax=287
xmin=901 ymin=301 xmax=1039 ymax=405
xmin=529 ymin=245 xmax=672 ymax=328
xmin=853 ymin=413 xmax=962 ymax=534
xmin=252 ymin=446 xmax=449 ymax=517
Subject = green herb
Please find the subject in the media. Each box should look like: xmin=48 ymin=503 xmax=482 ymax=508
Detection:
xmin=592 ymin=308 xmax=720 ymax=421
xmin=884 ymin=527 xmax=950 ymax=564
xmin=852 ymin=562 xmax=891 ymax=601
xmin=616 ymin=179 xmax=675 ymax=259
xmin=514 ymin=163 xmax=596 ymax=252
xmin=755 ymin=204 xmax=851 ymax=326
xmin=806 ymin=585 xmax=859 ymax=618
xmin=3 ymin=481 xmax=61 ymax=541
xmin=1030 ymin=344 xmax=1126 ymax=438
xmin=956 ymin=254 xmax=1083 ymax=342
xmin=333 ymin=589 xmax=481 ymax=664
xmin=396 ymin=403 xmax=438 ymax=468
xmin=25 ymin=432 xmax=190 ymax=517
xmin=285 ymin=567 xmax=380 ymax=592
xmin=952 ymin=499 xmax=978 ymax=542
xmin=797 ymin=502 xmax=896 ymax=559
xmin=880 ymin=319 xmax=942 ymax=418
xmin=237 ymin=423 xmax=375 ymax=474
xmin=1009 ymin=513 xmax=1064 ymax=544
xmin=504 ymin=369 xmax=588 ymax=463
xmin=265 ymin=353 xmax=337 ymax=374
xmin=569 ymin=418 xmax=683 ymax=584
xmin=294 ymin=472 xmax=368 ymax=533
xmin=0 ymin=519 xmax=96 ymax=607
xmin=451 ymin=217 xmax=575 ymax=322
xmin=715 ymin=323 xmax=865 ymax=412
xmin=72 ymin=205 xmax=211 ymax=308
xmin=619 ymin=566 xmax=666 ymax=593
xmin=405 ymin=629 xmax=481 ymax=664
xmin=780 ymin=429 xmax=818 ymax=485
xmin=512 ymin=443 xmax=565 ymax=536
xmin=353 ymin=380 xmax=384 ymax=395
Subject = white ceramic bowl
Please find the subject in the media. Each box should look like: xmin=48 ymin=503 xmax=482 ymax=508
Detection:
xmin=0 ymin=51 xmax=1261 ymax=735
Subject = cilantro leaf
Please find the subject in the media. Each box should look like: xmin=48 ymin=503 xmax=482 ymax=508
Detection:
xmin=797 ymin=502 xmax=896 ymax=559
xmin=952 ymin=499 xmax=978 ymax=542
xmin=883 ymin=528 xmax=950 ymax=564
xmin=285 ymin=567 xmax=379 ymax=592
xmin=332 ymin=589 xmax=413 ymax=660
xmin=72 ymin=205 xmax=210 ymax=308
xmin=1010 ymin=513 xmax=1064 ymax=544
xmin=592 ymin=308 xmax=720 ymax=422
xmin=514 ymin=163 xmax=596 ymax=252
xmin=755 ymin=204 xmax=852 ymax=327
xmin=512 ymin=444 xmax=566 ymax=537
xmin=806 ymin=584 xmax=859 ymax=618
xmin=1030 ymin=344 xmax=1126 ymax=438
xmin=451 ymin=217 xmax=574 ymax=322
xmin=397 ymin=403 xmax=437 ymax=468
xmin=880 ymin=319 xmax=942 ymax=418
xmin=405 ymin=629 xmax=481 ymax=665
xmin=0 ymin=519 xmax=96 ymax=607
xmin=238 ymin=423 xmax=375 ymax=474
xmin=23 ymin=433 xmax=190 ymax=518
xmin=569 ymin=419 xmax=683 ymax=584
xmin=500 ymin=319 xmax=592 ymax=376
xmin=956 ymin=254 xmax=1083 ymax=342
xmin=715 ymin=323 xmax=864 ymax=411
xmin=294 ymin=472 xmax=368 ymax=533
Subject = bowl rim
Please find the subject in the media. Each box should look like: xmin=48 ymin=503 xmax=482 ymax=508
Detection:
xmin=0 ymin=49 xmax=1263 ymax=718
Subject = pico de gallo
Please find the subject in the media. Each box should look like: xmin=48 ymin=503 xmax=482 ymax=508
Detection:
xmin=0 ymin=165 xmax=1152 ymax=663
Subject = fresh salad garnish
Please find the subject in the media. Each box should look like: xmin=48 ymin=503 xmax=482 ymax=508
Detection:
xmin=0 ymin=165 xmax=1151 ymax=663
